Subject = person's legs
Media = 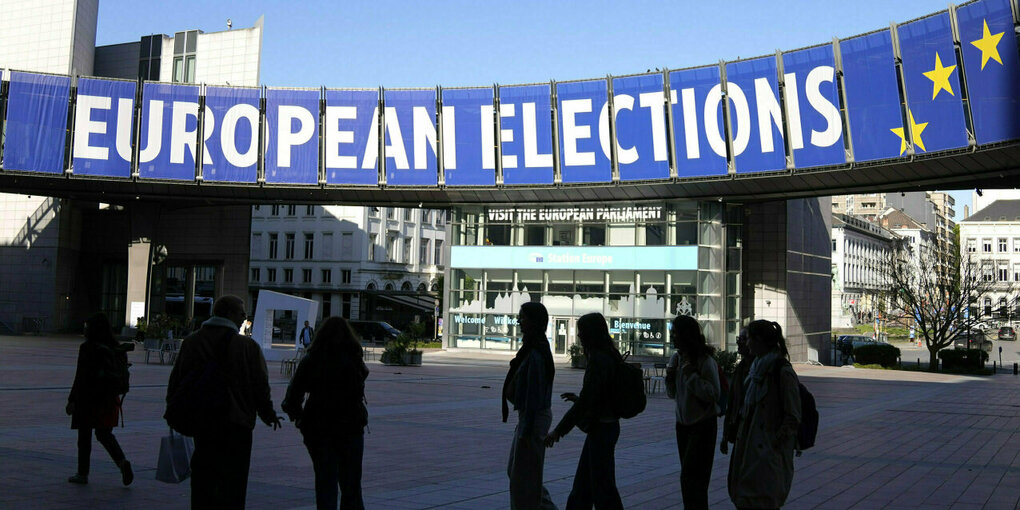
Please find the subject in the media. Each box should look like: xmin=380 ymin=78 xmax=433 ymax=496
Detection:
xmin=509 ymin=411 xmax=557 ymax=510
xmin=679 ymin=418 xmax=717 ymax=510
xmin=94 ymin=427 xmax=126 ymax=464
xmin=75 ymin=428 xmax=92 ymax=477
xmin=337 ymin=433 xmax=365 ymax=510
xmin=565 ymin=433 xmax=593 ymax=510
xmin=221 ymin=426 xmax=253 ymax=510
xmin=304 ymin=433 xmax=340 ymax=510
xmin=587 ymin=421 xmax=623 ymax=510
xmin=190 ymin=433 xmax=217 ymax=509
xmin=191 ymin=426 xmax=251 ymax=510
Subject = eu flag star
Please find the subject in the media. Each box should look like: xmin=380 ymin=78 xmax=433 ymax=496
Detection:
xmin=922 ymin=53 xmax=956 ymax=100
xmin=890 ymin=110 xmax=928 ymax=155
xmin=970 ymin=20 xmax=1004 ymax=70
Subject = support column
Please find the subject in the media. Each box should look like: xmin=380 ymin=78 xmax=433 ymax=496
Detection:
xmin=123 ymin=203 xmax=161 ymax=330
xmin=184 ymin=265 xmax=196 ymax=325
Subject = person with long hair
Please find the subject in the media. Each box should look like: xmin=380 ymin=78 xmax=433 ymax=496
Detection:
xmin=66 ymin=313 xmax=133 ymax=486
xmin=721 ymin=327 xmax=752 ymax=455
xmin=283 ymin=316 xmax=369 ymax=510
xmin=545 ymin=312 xmax=624 ymax=510
xmin=666 ymin=315 xmax=720 ymax=510
xmin=503 ymin=302 xmax=557 ymax=510
xmin=728 ymin=320 xmax=802 ymax=510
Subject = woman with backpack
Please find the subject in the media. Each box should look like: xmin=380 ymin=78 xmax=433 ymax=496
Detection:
xmin=282 ymin=316 xmax=369 ymax=510
xmin=65 ymin=313 xmax=133 ymax=486
xmin=666 ymin=315 xmax=720 ymax=510
xmin=545 ymin=312 xmax=624 ymax=510
xmin=728 ymin=320 xmax=802 ymax=510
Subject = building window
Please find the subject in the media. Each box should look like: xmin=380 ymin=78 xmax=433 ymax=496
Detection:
xmin=251 ymin=268 xmax=260 ymax=282
xmin=985 ymin=297 xmax=993 ymax=316
xmin=369 ymin=234 xmax=377 ymax=261
xmin=271 ymin=204 xmax=280 ymax=215
xmin=999 ymin=238 xmax=1008 ymax=252
xmin=285 ymin=233 xmax=295 ymax=259
xmin=302 ymin=268 xmax=312 ymax=283
xmin=251 ymin=233 xmax=263 ymax=259
xmin=434 ymin=239 xmax=444 ymax=265
xmin=983 ymin=239 xmax=992 ymax=253
xmin=999 ymin=267 xmax=1009 ymax=282
xmin=369 ymin=207 xmax=379 ymax=218
xmin=322 ymin=269 xmax=332 ymax=284
xmin=966 ymin=238 xmax=976 ymax=253
xmin=342 ymin=269 xmax=352 ymax=284
xmin=306 ymin=205 xmax=315 ymax=216
xmin=387 ymin=208 xmax=396 ymax=220
xmin=403 ymin=238 xmax=412 ymax=264
xmin=404 ymin=208 xmax=413 ymax=221
xmin=420 ymin=241 xmax=429 ymax=265
xmin=322 ymin=233 xmax=333 ymax=258
xmin=832 ymin=239 xmax=837 ymax=252
xmin=342 ymin=293 xmax=352 ymax=318
xmin=322 ymin=293 xmax=332 ymax=317
xmin=267 ymin=268 xmax=277 ymax=282
xmin=268 ymin=233 xmax=278 ymax=259
xmin=287 ymin=205 xmax=296 ymax=216
xmin=138 ymin=35 xmax=162 ymax=81
xmin=284 ymin=268 xmax=294 ymax=283
xmin=423 ymin=210 xmax=431 ymax=223
xmin=387 ymin=235 xmax=398 ymax=262
xmin=304 ymin=233 xmax=314 ymax=259
xmin=171 ymin=30 xmax=198 ymax=83
xmin=341 ymin=232 xmax=353 ymax=260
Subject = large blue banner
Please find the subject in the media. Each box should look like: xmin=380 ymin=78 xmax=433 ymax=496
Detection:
xmin=4 ymin=72 xmax=70 ymax=174
xmin=781 ymin=45 xmax=846 ymax=168
xmin=499 ymin=84 xmax=554 ymax=185
xmin=612 ymin=74 xmax=670 ymax=181
xmin=384 ymin=89 xmax=438 ymax=186
xmin=897 ymin=13 xmax=969 ymax=153
xmin=556 ymin=80 xmax=611 ymax=183
xmin=726 ymin=57 xmax=786 ymax=173
xmin=72 ymin=78 xmax=135 ymax=177
xmin=957 ymin=0 xmax=1020 ymax=145
xmin=669 ymin=66 xmax=728 ymax=177
xmin=265 ymin=88 xmax=319 ymax=184
xmin=839 ymin=31 xmax=904 ymax=161
xmin=325 ymin=89 xmax=378 ymax=185
xmin=203 ymin=86 xmax=259 ymax=183
xmin=442 ymin=87 xmax=494 ymax=186
xmin=138 ymin=83 xmax=200 ymax=180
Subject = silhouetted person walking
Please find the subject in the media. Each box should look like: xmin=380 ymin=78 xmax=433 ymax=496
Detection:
xmin=666 ymin=315 xmax=720 ymax=510
xmin=721 ymin=327 xmax=752 ymax=455
xmin=503 ymin=302 xmax=558 ymax=510
xmin=545 ymin=312 xmax=624 ymax=510
xmin=728 ymin=320 xmax=801 ymax=510
xmin=283 ymin=316 xmax=369 ymax=510
xmin=167 ymin=295 xmax=282 ymax=509
xmin=66 ymin=313 xmax=133 ymax=486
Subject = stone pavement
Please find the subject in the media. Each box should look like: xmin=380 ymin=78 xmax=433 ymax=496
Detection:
xmin=1 ymin=335 xmax=1019 ymax=509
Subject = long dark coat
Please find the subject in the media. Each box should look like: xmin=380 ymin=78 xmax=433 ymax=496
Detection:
xmin=68 ymin=341 xmax=120 ymax=429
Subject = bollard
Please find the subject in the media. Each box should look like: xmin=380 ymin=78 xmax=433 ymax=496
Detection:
xmin=993 ymin=361 xmax=996 ymax=373
xmin=1014 ymin=362 xmax=1018 ymax=375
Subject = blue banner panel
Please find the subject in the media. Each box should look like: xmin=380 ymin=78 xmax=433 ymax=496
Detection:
xmin=781 ymin=46 xmax=846 ymax=168
xmin=612 ymin=74 xmax=670 ymax=181
xmin=499 ymin=84 xmax=555 ymax=185
xmin=383 ymin=89 xmax=438 ymax=186
xmin=265 ymin=88 xmax=319 ymax=184
xmin=839 ymin=31 xmax=905 ymax=161
xmin=138 ymin=82 xmax=200 ymax=180
xmin=442 ymin=87 xmax=495 ymax=186
xmin=556 ymin=80 xmax=611 ymax=183
xmin=72 ymin=78 xmax=135 ymax=177
xmin=325 ymin=89 xmax=378 ymax=185
xmin=669 ymin=66 xmax=728 ymax=177
xmin=450 ymin=245 xmax=698 ymax=271
xmin=725 ymin=57 xmax=786 ymax=173
xmin=4 ymin=72 xmax=70 ymax=173
xmin=897 ymin=13 xmax=969 ymax=152
xmin=203 ymin=86 xmax=259 ymax=183
xmin=957 ymin=0 xmax=1020 ymax=144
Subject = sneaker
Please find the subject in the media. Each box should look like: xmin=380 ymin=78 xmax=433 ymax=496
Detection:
xmin=68 ymin=474 xmax=88 ymax=484
xmin=119 ymin=460 xmax=133 ymax=486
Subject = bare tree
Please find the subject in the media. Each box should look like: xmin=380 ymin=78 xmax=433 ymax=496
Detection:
xmin=884 ymin=242 xmax=990 ymax=371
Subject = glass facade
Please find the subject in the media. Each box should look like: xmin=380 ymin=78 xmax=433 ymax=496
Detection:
xmin=443 ymin=200 xmax=743 ymax=356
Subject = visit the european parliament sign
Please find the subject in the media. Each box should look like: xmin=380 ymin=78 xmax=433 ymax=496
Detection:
xmin=2 ymin=0 xmax=1018 ymax=185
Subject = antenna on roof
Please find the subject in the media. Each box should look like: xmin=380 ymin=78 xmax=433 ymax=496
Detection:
xmin=227 ymin=18 xmax=232 ymax=30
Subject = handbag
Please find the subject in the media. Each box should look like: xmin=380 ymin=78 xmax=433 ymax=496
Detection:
xmin=155 ymin=429 xmax=194 ymax=483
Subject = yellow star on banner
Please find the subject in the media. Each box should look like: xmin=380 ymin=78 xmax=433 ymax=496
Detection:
xmin=970 ymin=19 xmax=1004 ymax=70
xmin=890 ymin=110 xmax=928 ymax=155
xmin=922 ymin=52 xmax=956 ymax=100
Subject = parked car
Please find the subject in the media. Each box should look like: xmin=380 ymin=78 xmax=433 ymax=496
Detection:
xmin=837 ymin=334 xmax=881 ymax=350
xmin=350 ymin=320 xmax=401 ymax=344
xmin=998 ymin=326 xmax=1016 ymax=341
xmin=954 ymin=329 xmax=993 ymax=352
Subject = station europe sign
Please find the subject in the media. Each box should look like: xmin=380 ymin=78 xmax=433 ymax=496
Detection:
xmin=449 ymin=245 xmax=698 ymax=271
xmin=2 ymin=0 xmax=1017 ymax=185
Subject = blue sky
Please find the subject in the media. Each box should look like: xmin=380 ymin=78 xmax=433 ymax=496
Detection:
xmin=94 ymin=0 xmax=972 ymax=217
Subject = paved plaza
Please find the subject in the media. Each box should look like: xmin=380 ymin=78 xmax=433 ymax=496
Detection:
xmin=1 ymin=335 xmax=1019 ymax=509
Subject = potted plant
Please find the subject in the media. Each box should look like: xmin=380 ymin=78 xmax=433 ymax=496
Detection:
xmin=381 ymin=322 xmax=425 ymax=366
xmin=568 ymin=343 xmax=586 ymax=369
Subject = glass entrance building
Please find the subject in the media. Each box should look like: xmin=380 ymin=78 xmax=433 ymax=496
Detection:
xmin=443 ymin=200 xmax=743 ymax=356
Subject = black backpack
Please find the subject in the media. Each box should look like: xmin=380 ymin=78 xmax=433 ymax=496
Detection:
xmin=164 ymin=333 xmax=232 ymax=437
xmin=95 ymin=342 xmax=131 ymax=396
xmin=612 ymin=354 xmax=647 ymax=419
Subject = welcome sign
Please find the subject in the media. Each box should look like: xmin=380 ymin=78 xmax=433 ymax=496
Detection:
xmin=2 ymin=0 xmax=1017 ymax=186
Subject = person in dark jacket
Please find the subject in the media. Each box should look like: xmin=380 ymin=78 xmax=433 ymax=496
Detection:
xmin=66 ymin=313 xmax=133 ymax=486
xmin=167 ymin=295 xmax=283 ymax=510
xmin=283 ymin=316 xmax=369 ymax=510
xmin=721 ymin=327 xmax=752 ymax=455
xmin=545 ymin=312 xmax=624 ymax=510
xmin=503 ymin=302 xmax=557 ymax=510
